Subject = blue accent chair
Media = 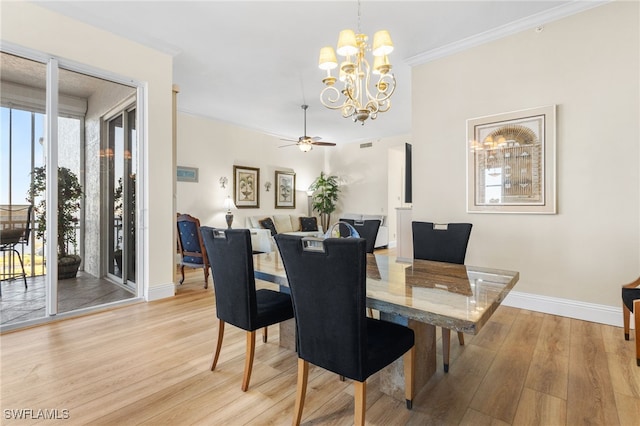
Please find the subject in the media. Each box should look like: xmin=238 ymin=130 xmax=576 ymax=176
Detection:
xmin=176 ymin=213 xmax=210 ymax=288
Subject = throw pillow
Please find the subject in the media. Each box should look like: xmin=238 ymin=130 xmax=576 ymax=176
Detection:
xmin=299 ymin=216 xmax=318 ymax=232
xmin=259 ymin=217 xmax=278 ymax=236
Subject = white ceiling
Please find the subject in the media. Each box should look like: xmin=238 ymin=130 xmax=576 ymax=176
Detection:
xmin=32 ymin=1 xmax=604 ymax=145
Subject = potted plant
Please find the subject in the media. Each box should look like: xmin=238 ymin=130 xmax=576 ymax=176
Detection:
xmin=28 ymin=166 xmax=83 ymax=279
xmin=308 ymin=171 xmax=340 ymax=231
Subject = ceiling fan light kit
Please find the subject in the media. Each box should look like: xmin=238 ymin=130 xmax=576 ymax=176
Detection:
xmin=318 ymin=0 xmax=396 ymax=125
xmin=279 ymin=104 xmax=337 ymax=152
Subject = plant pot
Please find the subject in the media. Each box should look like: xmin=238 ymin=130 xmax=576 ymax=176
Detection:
xmin=58 ymin=254 xmax=81 ymax=280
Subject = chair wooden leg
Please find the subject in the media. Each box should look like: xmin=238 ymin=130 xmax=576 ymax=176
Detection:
xmin=634 ymin=299 xmax=640 ymax=367
xmin=241 ymin=331 xmax=256 ymax=391
xmin=262 ymin=326 xmax=268 ymax=343
xmin=624 ymin=301 xmax=631 ymax=341
xmin=457 ymin=331 xmax=464 ymax=346
xmin=292 ymin=358 xmax=308 ymax=426
xmin=404 ymin=346 xmax=415 ymax=409
xmin=203 ymin=266 xmax=209 ymax=289
xmin=179 ymin=265 xmax=185 ymax=285
xmin=442 ymin=328 xmax=451 ymax=373
xmin=211 ymin=319 xmax=225 ymax=371
xmin=354 ymin=380 xmax=366 ymax=426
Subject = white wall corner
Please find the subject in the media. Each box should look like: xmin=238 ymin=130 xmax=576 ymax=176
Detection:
xmin=502 ymin=291 xmax=629 ymax=328
xmin=146 ymin=283 xmax=176 ymax=301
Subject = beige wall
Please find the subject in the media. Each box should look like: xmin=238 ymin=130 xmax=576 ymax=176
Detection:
xmin=326 ymin=136 xmax=410 ymax=243
xmin=1 ymin=2 xmax=175 ymax=299
xmin=411 ymin=1 xmax=639 ymax=308
xmin=175 ymin=112 xmax=325 ymax=227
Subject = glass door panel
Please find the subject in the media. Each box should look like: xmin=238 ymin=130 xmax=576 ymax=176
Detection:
xmin=0 ymin=52 xmax=48 ymax=325
xmin=125 ymin=109 xmax=136 ymax=285
xmin=106 ymin=104 xmax=137 ymax=289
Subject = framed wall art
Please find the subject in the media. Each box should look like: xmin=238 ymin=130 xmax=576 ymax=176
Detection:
xmin=233 ymin=165 xmax=260 ymax=208
xmin=466 ymin=105 xmax=556 ymax=214
xmin=275 ymin=170 xmax=296 ymax=209
xmin=176 ymin=166 xmax=198 ymax=182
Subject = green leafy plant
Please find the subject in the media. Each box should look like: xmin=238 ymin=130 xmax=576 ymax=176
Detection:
xmin=308 ymin=172 xmax=340 ymax=231
xmin=28 ymin=166 xmax=83 ymax=259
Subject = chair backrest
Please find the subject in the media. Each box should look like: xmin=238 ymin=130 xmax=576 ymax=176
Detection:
xmin=176 ymin=213 xmax=207 ymax=265
xmin=339 ymin=218 xmax=381 ymax=253
xmin=0 ymin=204 xmax=32 ymax=245
xmin=275 ymin=234 xmax=368 ymax=379
xmin=412 ymin=221 xmax=472 ymax=264
xmin=200 ymin=227 xmax=258 ymax=330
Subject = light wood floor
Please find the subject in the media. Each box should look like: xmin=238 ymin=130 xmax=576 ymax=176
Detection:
xmin=1 ymin=267 xmax=639 ymax=425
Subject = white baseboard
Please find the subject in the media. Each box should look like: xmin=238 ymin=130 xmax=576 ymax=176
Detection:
xmin=146 ymin=282 xmax=176 ymax=301
xmin=502 ymin=290 xmax=630 ymax=328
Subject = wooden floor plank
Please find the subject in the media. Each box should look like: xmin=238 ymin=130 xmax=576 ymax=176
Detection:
xmin=567 ymin=319 xmax=621 ymax=425
xmin=511 ymin=387 xmax=567 ymax=425
xmin=469 ymin=309 xmax=542 ymax=423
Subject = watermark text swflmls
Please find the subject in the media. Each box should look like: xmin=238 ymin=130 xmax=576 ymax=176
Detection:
xmin=4 ymin=409 xmax=70 ymax=420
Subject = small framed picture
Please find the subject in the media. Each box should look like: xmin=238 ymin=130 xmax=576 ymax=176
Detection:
xmin=176 ymin=166 xmax=198 ymax=182
xmin=234 ymin=165 xmax=260 ymax=208
xmin=275 ymin=170 xmax=296 ymax=209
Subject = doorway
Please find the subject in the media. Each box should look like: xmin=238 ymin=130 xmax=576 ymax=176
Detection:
xmin=0 ymin=50 xmax=142 ymax=329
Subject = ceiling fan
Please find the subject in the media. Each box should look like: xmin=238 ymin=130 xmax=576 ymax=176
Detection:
xmin=279 ymin=104 xmax=336 ymax=152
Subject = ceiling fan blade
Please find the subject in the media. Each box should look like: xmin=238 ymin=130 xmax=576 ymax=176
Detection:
xmin=280 ymin=138 xmax=298 ymax=142
xmin=310 ymin=136 xmax=322 ymax=141
xmin=278 ymin=143 xmax=299 ymax=148
xmin=310 ymin=141 xmax=336 ymax=146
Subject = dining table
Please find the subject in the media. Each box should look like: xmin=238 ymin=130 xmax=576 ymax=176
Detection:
xmin=253 ymin=250 xmax=519 ymax=400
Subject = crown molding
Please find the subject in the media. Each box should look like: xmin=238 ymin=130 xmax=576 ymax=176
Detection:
xmin=405 ymin=0 xmax=610 ymax=66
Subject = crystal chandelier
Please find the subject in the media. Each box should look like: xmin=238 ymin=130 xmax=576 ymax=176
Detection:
xmin=318 ymin=0 xmax=396 ymax=125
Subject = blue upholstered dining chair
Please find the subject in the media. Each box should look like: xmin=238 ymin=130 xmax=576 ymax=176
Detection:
xmin=200 ymin=227 xmax=294 ymax=391
xmin=622 ymin=277 xmax=640 ymax=367
xmin=176 ymin=213 xmax=210 ymax=288
xmin=412 ymin=221 xmax=473 ymax=373
xmin=275 ymin=234 xmax=415 ymax=426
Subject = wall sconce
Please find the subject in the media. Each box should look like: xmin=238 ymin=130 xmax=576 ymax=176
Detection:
xmin=264 ymin=181 xmax=272 ymax=192
xmin=219 ymin=176 xmax=228 ymax=189
xmin=223 ymin=196 xmax=236 ymax=229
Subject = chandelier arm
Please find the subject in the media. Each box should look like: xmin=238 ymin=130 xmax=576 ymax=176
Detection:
xmin=343 ymin=73 xmax=359 ymax=105
xmin=320 ymin=86 xmax=348 ymax=110
xmin=374 ymin=74 xmax=397 ymax=102
xmin=362 ymin=57 xmax=377 ymax=107
xmin=341 ymin=104 xmax=357 ymax=119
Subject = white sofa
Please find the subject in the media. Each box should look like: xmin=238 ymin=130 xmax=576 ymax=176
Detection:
xmin=339 ymin=213 xmax=389 ymax=249
xmin=245 ymin=213 xmax=324 ymax=253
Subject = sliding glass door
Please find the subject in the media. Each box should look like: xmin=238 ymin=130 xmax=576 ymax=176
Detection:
xmin=106 ymin=106 xmax=137 ymax=289
xmin=0 ymin=50 xmax=142 ymax=328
